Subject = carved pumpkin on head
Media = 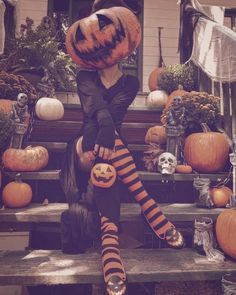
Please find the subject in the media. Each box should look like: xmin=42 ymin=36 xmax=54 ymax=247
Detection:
xmin=66 ymin=6 xmax=141 ymax=69
xmin=91 ymin=163 xmax=117 ymax=188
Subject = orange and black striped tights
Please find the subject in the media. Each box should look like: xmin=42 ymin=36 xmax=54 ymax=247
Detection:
xmin=96 ymin=137 xmax=174 ymax=284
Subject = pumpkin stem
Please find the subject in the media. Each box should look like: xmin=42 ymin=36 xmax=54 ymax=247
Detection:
xmin=15 ymin=173 xmax=22 ymax=182
xmin=201 ymin=123 xmax=211 ymax=133
xmin=177 ymin=84 xmax=184 ymax=90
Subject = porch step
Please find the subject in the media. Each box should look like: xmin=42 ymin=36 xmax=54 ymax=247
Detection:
xmin=4 ymin=170 xmax=230 ymax=183
xmin=0 ymin=248 xmax=235 ymax=286
xmin=0 ymin=203 xmax=225 ymax=224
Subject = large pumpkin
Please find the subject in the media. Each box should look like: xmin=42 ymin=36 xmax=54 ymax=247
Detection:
xmin=2 ymin=146 xmax=49 ymax=171
xmin=145 ymin=125 xmax=166 ymax=145
xmin=216 ymin=209 xmax=236 ymax=260
xmin=35 ymin=97 xmax=64 ymax=121
xmin=146 ymin=90 xmax=168 ymax=108
xmin=2 ymin=179 xmax=32 ymax=208
xmin=184 ymin=126 xmax=229 ymax=173
xmin=0 ymin=99 xmax=14 ymax=115
xmin=66 ymin=7 xmax=141 ymax=69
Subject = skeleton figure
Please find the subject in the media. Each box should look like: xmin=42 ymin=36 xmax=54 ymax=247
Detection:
xmin=166 ymin=96 xmax=185 ymax=127
xmin=158 ymin=152 xmax=177 ymax=174
xmin=11 ymin=93 xmax=29 ymax=123
xmin=193 ymin=178 xmax=214 ymax=208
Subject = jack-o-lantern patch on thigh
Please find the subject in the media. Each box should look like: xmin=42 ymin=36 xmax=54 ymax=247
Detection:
xmin=91 ymin=163 xmax=117 ymax=188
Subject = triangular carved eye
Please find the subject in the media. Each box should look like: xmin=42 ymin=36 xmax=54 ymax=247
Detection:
xmin=75 ymin=26 xmax=86 ymax=42
xmin=97 ymin=14 xmax=113 ymax=30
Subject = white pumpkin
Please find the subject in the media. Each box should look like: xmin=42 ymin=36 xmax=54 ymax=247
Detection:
xmin=35 ymin=97 xmax=64 ymax=121
xmin=146 ymin=90 xmax=168 ymax=108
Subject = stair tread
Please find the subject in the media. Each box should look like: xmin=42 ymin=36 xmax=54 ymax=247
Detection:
xmin=5 ymin=170 xmax=230 ymax=182
xmin=0 ymin=203 xmax=225 ymax=223
xmin=0 ymin=248 xmax=235 ymax=285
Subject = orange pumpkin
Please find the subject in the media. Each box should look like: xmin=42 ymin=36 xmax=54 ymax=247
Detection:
xmin=91 ymin=163 xmax=116 ymax=188
xmin=2 ymin=146 xmax=49 ymax=171
xmin=2 ymin=179 xmax=32 ymax=208
xmin=175 ymin=164 xmax=193 ymax=174
xmin=145 ymin=125 xmax=166 ymax=145
xmin=76 ymin=136 xmax=93 ymax=172
xmin=216 ymin=208 xmax=236 ymax=260
xmin=148 ymin=68 xmax=166 ymax=92
xmin=210 ymin=186 xmax=232 ymax=207
xmin=184 ymin=125 xmax=229 ymax=173
xmin=0 ymin=99 xmax=14 ymax=115
xmin=66 ymin=7 xmax=141 ymax=69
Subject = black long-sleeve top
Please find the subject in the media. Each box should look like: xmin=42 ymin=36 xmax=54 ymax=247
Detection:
xmin=76 ymin=69 xmax=139 ymax=151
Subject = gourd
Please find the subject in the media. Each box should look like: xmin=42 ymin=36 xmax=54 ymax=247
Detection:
xmin=35 ymin=97 xmax=64 ymax=121
xmin=216 ymin=208 xmax=236 ymax=260
xmin=2 ymin=176 xmax=32 ymax=208
xmin=2 ymin=146 xmax=49 ymax=171
xmin=66 ymin=6 xmax=141 ymax=69
xmin=145 ymin=125 xmax=166 ymax=145
xmin=184 ymin=124 xmax=229 ymax=173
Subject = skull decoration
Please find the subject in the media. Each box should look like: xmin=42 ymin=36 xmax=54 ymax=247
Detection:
xmin=91 ymin=163 xmax=117 ymax=188
xmin=66 ymin=7 xmax=141 ymax=69
xmin=158 ymin=152 xmax=177 ymax=174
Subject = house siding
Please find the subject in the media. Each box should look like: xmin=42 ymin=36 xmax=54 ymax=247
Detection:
xmin=19 ymin=0 xmax=48 ymax=30
xmin=142 ymin=0 xmax=180 ymax=92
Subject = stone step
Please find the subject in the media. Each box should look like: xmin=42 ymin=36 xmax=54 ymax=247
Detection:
xmin=0 ymin=248 xmax=235 ymax=285
xmin=4 ymin=170 xmax=230 ymax=183
xmin=0 ymin=203 xmax=225 ymax=225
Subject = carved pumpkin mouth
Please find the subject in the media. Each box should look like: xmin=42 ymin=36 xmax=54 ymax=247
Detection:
xmin=71 ymin=18 xmax=126 ymax=64
xmin=92 ymin=173 xmax=114 ymax=183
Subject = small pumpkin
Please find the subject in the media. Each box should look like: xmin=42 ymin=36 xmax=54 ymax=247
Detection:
xmin=148 ymin=68 xmax=166 ymax=92
xmin=76 ymin=136 xmax=93 ymax=172
xmin=2 ymin=146 xmax=49 ymax=171
xmin=216 ymin=208 xmax=236 ymax=260
xmin=184 ymin=124 xmax=229 ymax=173
xmin=2 ymin=177 xmax=32 ymax=208
xmin=66 ymin=7 xmax=141 ymax=69
xmin=35 ymin=97 xmax=64 ymax=121
xmin=91 ymin=163 xmax=116 ymax=188
xmin=210 ymin=186 xmax=232 ymax=207
xmin=175 ymin=164 xmax=193 ymax=174
xmin=146 ymin=90 xmax=168 ymax=108
xmin=145 ymin=125 xmax=166 ymax=145
xmin=0 ymin=99 xmax=14 ymax=115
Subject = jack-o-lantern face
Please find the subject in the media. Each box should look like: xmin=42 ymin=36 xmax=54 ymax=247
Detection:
xmin=66 ymin=7 xmax=141 ymax=69
xmin=91 ymin=163 xmax=117 ymax=188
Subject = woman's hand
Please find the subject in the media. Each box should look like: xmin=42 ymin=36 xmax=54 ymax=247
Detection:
xmin=94 ymin=144 xmax=113 ymax=160
xmin=83 ymin=151 xmax=96 ymax=162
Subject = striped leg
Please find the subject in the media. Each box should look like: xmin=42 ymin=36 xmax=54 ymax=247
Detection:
xmin=110 ymin=138 xmax=174 ymax=239
xmin=101 ymin=215 xmax=126 ymax=284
